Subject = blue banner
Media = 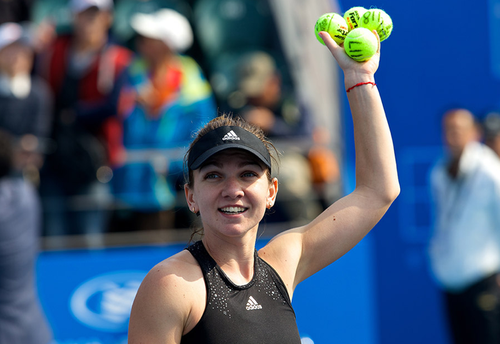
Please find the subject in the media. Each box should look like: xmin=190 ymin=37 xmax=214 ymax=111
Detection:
xmin=37 ymin=238 xmax=376 ymax=344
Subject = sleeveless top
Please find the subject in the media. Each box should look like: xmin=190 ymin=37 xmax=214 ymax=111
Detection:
xmin=182 ymin=241 xmax=301 ymax=343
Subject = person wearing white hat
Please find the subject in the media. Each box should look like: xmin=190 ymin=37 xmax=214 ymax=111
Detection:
xmin=109 ymin=8 xmax=217 ymax=231
xmin=68 ymin=0 xmax=113 ymax=14
xmin=0 ymin=22 xmax=53 ymax=186
xmin=36 ymin=0 xmax=132 ymax=240
xmin=0 ymin=22 xmax=36 ymax=99
xmin=69 ymin=0 xmax=114 ymax=58
xmin=130 ymin=8 xmax=193 ymax=54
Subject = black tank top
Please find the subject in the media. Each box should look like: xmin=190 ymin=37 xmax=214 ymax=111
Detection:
xmin=181 ymin=241 xmax=301 ymax=344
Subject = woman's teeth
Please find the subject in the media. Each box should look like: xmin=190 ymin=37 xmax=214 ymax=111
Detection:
xmin=220 ymin=207 xmax=246 ymax=214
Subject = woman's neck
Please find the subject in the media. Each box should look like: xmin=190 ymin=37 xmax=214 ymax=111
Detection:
xmin=202 ymin=234 xmax=257 ymax=285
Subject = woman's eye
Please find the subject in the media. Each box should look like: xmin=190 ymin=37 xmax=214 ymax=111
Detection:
xmin=242 ymin=171 xmax=258 ymax=178
xmin=204 ymin=173 xmax=219 ymax=180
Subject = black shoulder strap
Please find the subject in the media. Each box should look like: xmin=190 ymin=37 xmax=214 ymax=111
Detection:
xmin=186 ymin=241 xmax=217 ymax=275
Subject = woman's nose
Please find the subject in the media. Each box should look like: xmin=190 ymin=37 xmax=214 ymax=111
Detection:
xmin=221 ymin=176 xmax=244 ymax=198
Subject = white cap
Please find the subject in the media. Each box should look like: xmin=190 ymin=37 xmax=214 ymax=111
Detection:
xmin=69 ymin=0 xmax=113 ymax=14
xmin=130 ymin=9 xmax=193 ymax=53
xmin=0 ymin=22 xmax=29 ymax=51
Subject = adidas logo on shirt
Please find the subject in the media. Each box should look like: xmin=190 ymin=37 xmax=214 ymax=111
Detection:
xmin=222 ymin=130 xmax=240 ymax=141
xmin=246 ymin=296 xmax=262 ymax=310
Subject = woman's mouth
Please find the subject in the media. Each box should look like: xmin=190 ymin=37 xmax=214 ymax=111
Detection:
xmin=219 ymin=206 xmax=247 ymax=214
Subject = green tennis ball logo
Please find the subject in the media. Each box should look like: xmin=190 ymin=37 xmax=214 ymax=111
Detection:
xmin=360 ymin=9 xmax=393 ymax=41
xmin=343 ymin=7 xmax=367 ymax=31
xmin=314 ymin=13 xmax=348 ymax=45
xmin=344 ymin=27 xmax=378 ymax=62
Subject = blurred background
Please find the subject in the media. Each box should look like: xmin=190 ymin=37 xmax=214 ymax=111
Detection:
xmin=1 ymin=0 xmax=500 ymax=343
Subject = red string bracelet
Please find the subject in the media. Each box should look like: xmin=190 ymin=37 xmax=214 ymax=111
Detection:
xmin=346 ymin=81 xmax=376 ymax=93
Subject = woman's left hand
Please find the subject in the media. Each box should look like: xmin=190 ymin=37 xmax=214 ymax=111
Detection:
xmin=319 ymin=30 xmax=380 ymax=81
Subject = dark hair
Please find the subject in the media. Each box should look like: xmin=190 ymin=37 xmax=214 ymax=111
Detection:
xmin=184 ymin=114 xmax=279 ymax=187
xmin=183 ymin=114 xmax=279 ymax=241
xmin=0 ymin=129 xmax=13 ymax=179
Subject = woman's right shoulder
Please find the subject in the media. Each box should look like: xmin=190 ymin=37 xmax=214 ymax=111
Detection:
xmin=141 ymin=249 xmax=202 ymax=291
xmin=129 ymin=249 xmax=205 ymax=341
xmin=130 ymin=249 xmax=204 ymax=324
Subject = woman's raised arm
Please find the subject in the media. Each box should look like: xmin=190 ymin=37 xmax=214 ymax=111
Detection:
xmin=261 ymin=30 xmax=400 ymax=294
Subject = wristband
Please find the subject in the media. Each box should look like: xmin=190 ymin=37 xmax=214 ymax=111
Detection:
xmin=346 ymin=81 xmax=376 ymax=93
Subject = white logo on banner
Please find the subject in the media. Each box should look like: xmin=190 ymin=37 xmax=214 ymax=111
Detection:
xmin=70 ymin=271 xmax=147 ymax=332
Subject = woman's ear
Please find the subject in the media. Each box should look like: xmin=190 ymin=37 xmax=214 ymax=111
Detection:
xmin=266 ymin=177 xmax=278 ymax=209
xmin=184 ymin=183 xmax=197 ymax=214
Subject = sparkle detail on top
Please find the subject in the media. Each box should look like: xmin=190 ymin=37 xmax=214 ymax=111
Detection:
xmin=186 ymin=241 xmax=289 ymax=319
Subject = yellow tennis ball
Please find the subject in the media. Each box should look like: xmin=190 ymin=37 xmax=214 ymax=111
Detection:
xmin=360 ymin=8 xmax=393 ymax=41
xmin=314 ymin=13 xmax=348 ymax=45
xmin=344 ymin=27 xmax=378 ymax=62
xmin=343 ymin=7 xmax=367 ymax=31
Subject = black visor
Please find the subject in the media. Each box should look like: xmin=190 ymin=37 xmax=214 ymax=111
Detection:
xmin=188 ymin=126 xmax=271 ymax=171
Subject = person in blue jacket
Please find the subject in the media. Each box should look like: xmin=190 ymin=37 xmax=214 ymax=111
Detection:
xmin=112 ymin=8 xmax=217 ymax=231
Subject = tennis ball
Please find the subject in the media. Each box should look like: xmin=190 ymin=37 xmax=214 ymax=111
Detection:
xmin=344 ymin=27 xmax=378 ymax=62
xmin=314 ymin=13 xmax=348 ymax=45
xmin=360 ymin=9 xmax=393 ymax=41
xmin=343 ymin=7 xmax=367 ymax=31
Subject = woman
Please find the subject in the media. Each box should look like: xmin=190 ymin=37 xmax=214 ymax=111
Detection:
xmin=128 ymin=30 xmax=399 ymax=343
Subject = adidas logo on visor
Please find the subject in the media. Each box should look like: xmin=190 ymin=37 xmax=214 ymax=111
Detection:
xmin=222 ymin=130 xmax=240 ymax=141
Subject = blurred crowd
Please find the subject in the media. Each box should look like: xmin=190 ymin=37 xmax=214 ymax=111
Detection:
xmin=0 ymin=0 xmax=342 ymax=241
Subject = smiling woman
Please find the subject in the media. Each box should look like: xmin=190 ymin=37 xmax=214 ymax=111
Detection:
xmin=181 ymin=116 xmax=279 ymax=244
xmin=128 ymin=29 xmax=399 ymax=344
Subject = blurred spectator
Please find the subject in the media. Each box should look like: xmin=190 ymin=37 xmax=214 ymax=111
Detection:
xmin=110 ymin=8 xmax=216 ymax=231
xmin=236 ymin=51 xmax=313 ymax=137
xmin=233 ymin=50 xmax=336 ymax=222
xmin=482 ymin=111 xmax=500 ymax=158
xmin=0 ymin=128 xmax=53 ymax=344
xmin=37 ymin=0 xmax=132 ymax=240
xmin=428 ymin=108 xmax=500 ymax=344
xmin=110 ymin=0 xmax=196 ymax=49
xmin=0 ymin=22 xmax=53 ymax=186
xmin=0 ymin=0 xmax=55 ymax=56
xmin=307 ymin=127 xmax=341 ymax=210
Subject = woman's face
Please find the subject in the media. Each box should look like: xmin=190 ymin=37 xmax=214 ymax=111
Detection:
xmin=185 ymin=149 xmax=277 ymax=239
